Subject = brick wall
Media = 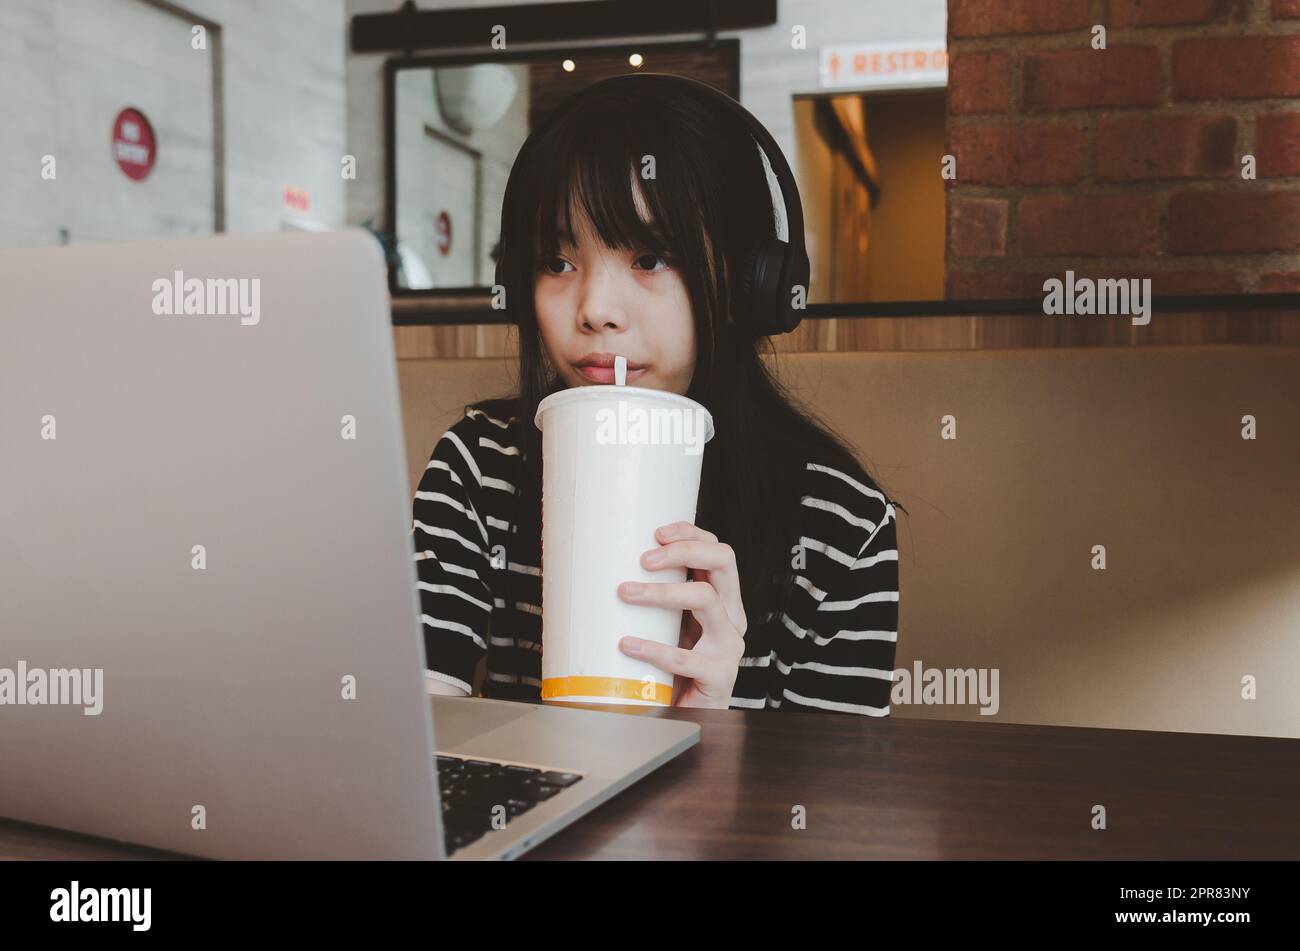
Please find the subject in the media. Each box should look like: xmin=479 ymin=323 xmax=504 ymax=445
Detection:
xmin=944 ymin=0 xmax=1300 ymax=298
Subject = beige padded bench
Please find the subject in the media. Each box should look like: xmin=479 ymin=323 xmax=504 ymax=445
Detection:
xmin=397 ymin=346 xmax=1300 ymax=739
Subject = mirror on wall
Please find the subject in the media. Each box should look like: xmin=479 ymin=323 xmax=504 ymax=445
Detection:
xmin=389 ymin=61 xmax=525 ymax=291
xmin=385 ymin=40 xmax=740 ymax=302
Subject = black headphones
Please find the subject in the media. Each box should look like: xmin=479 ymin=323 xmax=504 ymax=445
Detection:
xmin=495 ymin=72 xmax=810 ymax=337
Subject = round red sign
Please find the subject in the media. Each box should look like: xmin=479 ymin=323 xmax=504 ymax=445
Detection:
xmin=436 ymin=211 xmax=452 ymax=256
xmin=112 ymin=108 xmax=156 ymax=181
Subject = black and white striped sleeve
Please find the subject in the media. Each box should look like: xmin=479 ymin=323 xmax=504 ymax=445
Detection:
xmin=783 ymin=497 xmax=900 ymax=716
xmin=411 ymin=417 xmax=495 ymax=695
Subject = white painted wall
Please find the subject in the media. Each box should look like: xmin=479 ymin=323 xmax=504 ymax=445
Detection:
xmin=0 ymin=0 xmax=347 ymax=248
xmin=1 ymin=0 xmax=945 ymax=253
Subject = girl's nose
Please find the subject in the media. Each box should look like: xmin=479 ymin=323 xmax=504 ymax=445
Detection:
xmin=577 ymin=270 xmax=627 ymax=332
xmin=580 ymin=311 xmax=625 ymax=332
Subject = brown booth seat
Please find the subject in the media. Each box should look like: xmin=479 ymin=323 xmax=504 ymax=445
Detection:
xmin=397 ymin=346 xmax=1300 ymax=739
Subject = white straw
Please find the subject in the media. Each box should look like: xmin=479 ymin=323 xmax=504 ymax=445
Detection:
xmin=614 ymin=354 xmax=627 ymax=386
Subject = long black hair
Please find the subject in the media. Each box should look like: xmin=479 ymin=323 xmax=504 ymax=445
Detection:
xmin=481 ymin=78 xmax=902 ymax=656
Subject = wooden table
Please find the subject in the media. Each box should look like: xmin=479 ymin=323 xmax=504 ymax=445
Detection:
xmin=3 ymin=708 xmax=1297 ymax=860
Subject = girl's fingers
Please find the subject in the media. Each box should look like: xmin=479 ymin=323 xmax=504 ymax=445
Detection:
xmin=642 ymin=537 xmax=746 ymax=635
xmin=619 ymin=637 xmax=701 ymax=680
xmin=619 ymin=580 xmax=739 ymax=653
xmin=619 ymin=631 xmax=738 ymax=708
xmin=656 ymin=521 xmax=717 ymax=545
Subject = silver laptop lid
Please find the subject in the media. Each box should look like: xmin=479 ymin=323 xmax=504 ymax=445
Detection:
xmin=0 ymin=229 xmax=443 ymax=859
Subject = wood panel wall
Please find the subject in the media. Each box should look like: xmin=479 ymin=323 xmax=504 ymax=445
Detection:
xmin=392 ymin=309 xmax=1300 ymax=360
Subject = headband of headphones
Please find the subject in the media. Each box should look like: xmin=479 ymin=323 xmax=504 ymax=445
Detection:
xmin=495 ymin=71 xmax=809 ymax=337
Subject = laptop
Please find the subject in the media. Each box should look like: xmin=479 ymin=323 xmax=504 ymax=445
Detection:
xmin=0 ymin=229 xmax=700 ymax=860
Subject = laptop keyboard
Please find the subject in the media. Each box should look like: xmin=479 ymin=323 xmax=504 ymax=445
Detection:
xmin=436 ymin=754 xmax=584 ymax=856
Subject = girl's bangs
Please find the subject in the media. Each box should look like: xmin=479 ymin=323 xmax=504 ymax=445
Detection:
xmin=530 ymin=121 xmax=684 ymax=262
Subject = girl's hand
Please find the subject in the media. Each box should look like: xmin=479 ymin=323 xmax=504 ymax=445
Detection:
xmin=617 ymin=522 xmax=748 ymax=709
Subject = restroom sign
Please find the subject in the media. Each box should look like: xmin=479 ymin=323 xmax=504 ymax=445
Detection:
xmin=112 ymin=108 xmax=156 ymax=180
xmin=820 ymin=40 xmax=948 ymax=90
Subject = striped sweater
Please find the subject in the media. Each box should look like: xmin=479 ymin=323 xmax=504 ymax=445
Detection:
xmin=411 ymin=404 xmax=900 ymax=716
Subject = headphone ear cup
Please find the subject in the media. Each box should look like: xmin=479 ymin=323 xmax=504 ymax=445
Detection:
xmin=736 ymin=245 xmax=758 ymax=325
xmin=779 ymin=248 xmax=810 ymax=335
xmin=739 ymin=239 xmax=790 ymax=337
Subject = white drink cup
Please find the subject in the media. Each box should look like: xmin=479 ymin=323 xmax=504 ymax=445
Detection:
xmin=533 ymin=384 xmax=715 ymax=706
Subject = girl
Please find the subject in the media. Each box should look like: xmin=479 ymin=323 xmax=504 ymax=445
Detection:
xmin=413 ymin=77 xmax=902 ymax=715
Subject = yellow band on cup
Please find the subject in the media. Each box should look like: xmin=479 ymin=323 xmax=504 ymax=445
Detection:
xmin=541 ymin=676 xmax=672 ymax=706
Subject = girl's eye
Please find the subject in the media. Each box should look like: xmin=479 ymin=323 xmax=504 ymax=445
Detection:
xmin=539 ymin=256 xmax=574 ymax=275
xmin=633 ymin=252 xmax=674 ymax=273
xmin=538 ymin=253 xmax=673 ymax=275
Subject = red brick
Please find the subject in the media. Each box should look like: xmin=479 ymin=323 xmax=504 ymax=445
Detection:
xmin=1022 ymin=47 xmax=1161 ymax=112
xmin=1018 ymin=195 xmax=1160 ymax=256
xmin=1095 ymin=116 xmax=1238 ymax=181
xmin=949 ymin=52 xmax=1009 ymax=115
xmin=945 ymin=268 xmax=1242 ymax=298
xmin=948 ymin=122 xmax=1086 ymax=186
xmin=1172 ymin=37 xmax=1300 ymax=100
xmin=945 ymin=271 xmax=1021 ymax=298
xmin=1274 ymin=0 xmax=1300 ymax=19
xmin=1104 ymin=0 xmax=1241 ymax=26
xmin=948 ymin=198 xmax=1009 ymax=257
xmin=1145 ymin=270 xmax=1244 ymax=294
xmin=1256 ymin=112 xmax=1300 ymax=177
xmin=1041 ymin=269 xmax=1243 ymax=294
xmin=1041 ymin=268 xmax=1245 ymax=294
xmin=1258 ymin=271 xmax=1300 ymax=291
xmin=950 ymin=0 xmax=1091 ymax=37
xmin=1168 ymin=191 xmax=1300 ymax=253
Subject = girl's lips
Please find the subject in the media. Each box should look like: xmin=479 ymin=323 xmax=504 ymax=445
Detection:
xmin=576 ymin=365 xmax=647 ymax=384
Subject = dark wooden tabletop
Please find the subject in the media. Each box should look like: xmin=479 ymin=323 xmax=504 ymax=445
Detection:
xmin=3 ymin=707 xmax=1297 ymax=860
xmin=521 ymin=705 xmax=1300 ymax=859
